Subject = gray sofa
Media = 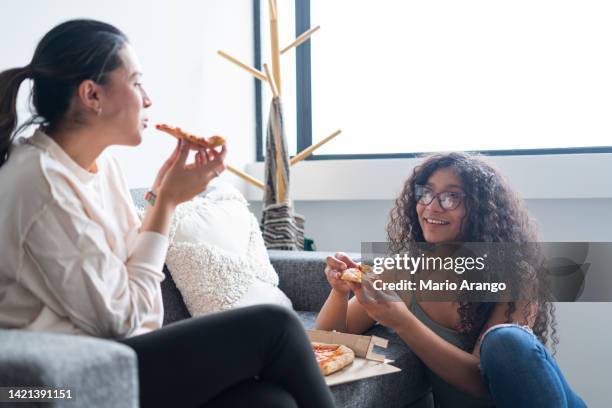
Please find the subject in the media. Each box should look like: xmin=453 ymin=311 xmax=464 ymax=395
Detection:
xmin=0 ymin=190 xmax=433 ymax=408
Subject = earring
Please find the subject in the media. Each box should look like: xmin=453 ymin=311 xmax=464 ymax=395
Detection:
xmin=96 ymin=107 xmax=102 ymax=116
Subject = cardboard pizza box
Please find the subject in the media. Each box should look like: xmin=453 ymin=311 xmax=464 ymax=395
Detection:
xmin=307 ymin=329 xmax=401 ymax=386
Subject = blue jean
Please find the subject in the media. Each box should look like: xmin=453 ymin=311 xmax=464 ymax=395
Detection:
xmin=479 ymin=325 xmax=587 ymax=408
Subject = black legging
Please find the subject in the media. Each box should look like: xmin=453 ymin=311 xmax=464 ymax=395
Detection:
xmin=119 ymin=304 xmax=335 ymax=408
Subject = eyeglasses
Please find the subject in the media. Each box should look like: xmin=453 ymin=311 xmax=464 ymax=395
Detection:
xmin=415 ymin=185 xmax=465 ymax=211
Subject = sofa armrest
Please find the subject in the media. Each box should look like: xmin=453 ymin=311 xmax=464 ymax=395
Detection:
xmin=268 ymin=250 xmax=360 ymax=312
xmin=0 ymin=330 xmax=138 ymax=408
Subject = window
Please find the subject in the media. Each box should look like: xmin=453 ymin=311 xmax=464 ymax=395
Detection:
xmin=256 ymin=0 xmax=612 ymax=161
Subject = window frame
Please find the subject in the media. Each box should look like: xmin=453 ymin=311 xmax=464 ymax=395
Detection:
xmin=254 ymin=0 xmax=612 ymax=162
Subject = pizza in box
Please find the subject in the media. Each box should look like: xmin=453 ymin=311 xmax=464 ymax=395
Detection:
xmin=312 ymin=342 xmax=355 ymax=376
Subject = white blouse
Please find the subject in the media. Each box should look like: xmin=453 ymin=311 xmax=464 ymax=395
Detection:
xmin=0 ymin=129 xmax=167 ymax=338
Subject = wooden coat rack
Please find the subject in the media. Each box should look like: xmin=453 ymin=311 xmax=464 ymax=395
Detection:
xmin=219 ymin=0 xmax=341 ymax=195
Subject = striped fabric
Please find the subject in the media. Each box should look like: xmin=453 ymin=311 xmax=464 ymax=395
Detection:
xmin=261 ymin=97 xmax=305 ymax=250
xmin=264 ymin=97 xmax=290 ymax=205
xmin=261 ymin=203 xmax=305 ymax=250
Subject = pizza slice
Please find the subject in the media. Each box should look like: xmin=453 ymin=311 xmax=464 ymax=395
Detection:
xmin=312 ymin=342 xmax=355 ymax=376
xmin=340 ymin=268 xmax=362 ymax=283
xmin=340 ymin=264 xmax=372 ymax=284
xmin=156 ymin=124 xmax=225 ymax=148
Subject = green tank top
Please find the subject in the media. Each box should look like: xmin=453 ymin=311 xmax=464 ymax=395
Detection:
xmin=409 ymin=298 xmax=495 ymax=408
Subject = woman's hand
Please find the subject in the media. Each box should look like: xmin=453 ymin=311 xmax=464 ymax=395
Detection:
xmin=156 ymin=140 xmax=227 ymax=207
xmin=348 ymin=281 xmax=412 ymax=331
xmin=325 ymin=252 xmax=360 ymax=296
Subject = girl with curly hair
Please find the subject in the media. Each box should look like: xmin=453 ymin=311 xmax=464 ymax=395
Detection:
xmin=316 ymin=152 xmax=585 ymax=407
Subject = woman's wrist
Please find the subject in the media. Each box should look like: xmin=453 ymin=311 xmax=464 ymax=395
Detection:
xmin=154 ymin=190 xmax=178 ymax=211
xmin=330 ymin=287 xmax=351 ymax=301
xmin=393 ymin=309 xmax=419 ymax=337
xmin=140 ymin=191 xmax=177 ymax=236
xmin=317 ymin=289 xmax=349 ymax=332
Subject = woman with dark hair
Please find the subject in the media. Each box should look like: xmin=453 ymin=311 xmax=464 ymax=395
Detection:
xmin=0 ymin=19 xmax=334 ymax=408
xmin=317 ymin=152 xmax=586 ymax=407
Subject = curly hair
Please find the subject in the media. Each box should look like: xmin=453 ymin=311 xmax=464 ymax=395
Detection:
xmin=387 ymin=152 xmax=557 ymax=351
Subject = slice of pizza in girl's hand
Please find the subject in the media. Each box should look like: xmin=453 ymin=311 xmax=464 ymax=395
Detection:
xmin=340 ymin=264 xmax=373 ymax=284
xmin=155 ymin=123 xmax=226 ymax=148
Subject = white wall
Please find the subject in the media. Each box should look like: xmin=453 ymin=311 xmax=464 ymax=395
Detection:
xmin=250 ymin=198 xmax=612 ymax=252
xmin=1 ymin=0 xmax=256 ymax=192
xmin=246 ymin=153 xmax=612 ymax=201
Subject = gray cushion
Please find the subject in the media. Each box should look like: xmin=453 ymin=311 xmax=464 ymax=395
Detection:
xmin=130 ymin=188 xmax=148 ymax=210
xmin=0 ymin=330 xmax=138 ymax=408
xmin=268 ymin=249 xmax=360 ymax=312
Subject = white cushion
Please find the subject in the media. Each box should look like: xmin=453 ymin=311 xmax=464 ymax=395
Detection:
xmin=165 ymin=181 xmax=292 ymax=315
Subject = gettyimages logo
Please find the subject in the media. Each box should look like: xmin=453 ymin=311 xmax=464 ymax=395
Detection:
xmin=371 ymin=253 xmax=487 ymax=275
xmin=361 ymin=242 xmax=609 ymax=302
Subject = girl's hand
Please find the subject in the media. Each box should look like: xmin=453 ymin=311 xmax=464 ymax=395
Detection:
xmin=157 ymin=140 xmax=227 ymax=207
xmin=348 ymin=281 xmax=412 ymax=331
xmin=325 ymin=252 xmax=360 ymax=296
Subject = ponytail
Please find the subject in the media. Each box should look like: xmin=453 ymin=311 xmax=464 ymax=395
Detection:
xmin=0 ymin=66 xmax=30 ymax=167
xmin=0 ymin=19 xmax=128 ymax=169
